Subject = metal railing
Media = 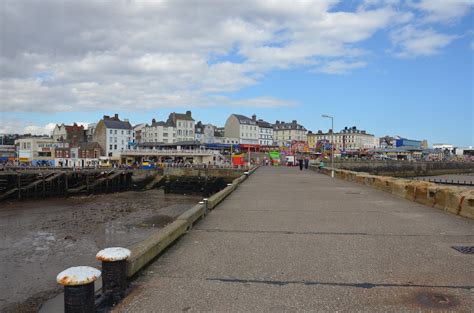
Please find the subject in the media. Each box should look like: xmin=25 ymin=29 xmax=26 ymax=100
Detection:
xmin=120 ymin=148 xmax=215 ymax=156
xmin=414 ymin=177 xmax=474 ymax=187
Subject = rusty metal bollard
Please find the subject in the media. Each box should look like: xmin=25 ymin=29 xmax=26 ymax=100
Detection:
xmin=96 ymin=247 xmax=131 ymax=304
xmin=57 ymin=266 xmax=101 ymax=313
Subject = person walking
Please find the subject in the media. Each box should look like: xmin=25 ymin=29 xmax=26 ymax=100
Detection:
xmin=304 ymin=156 xmax=309 ymax=170
xmin=298 ymin=156 xmax=303 ymax=171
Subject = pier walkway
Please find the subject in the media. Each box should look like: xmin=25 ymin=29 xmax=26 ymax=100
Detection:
xmin=114 ymin=166 xmax=473 ymax=312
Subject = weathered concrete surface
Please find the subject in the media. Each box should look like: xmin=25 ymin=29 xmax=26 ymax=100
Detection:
xmin=164 ymin=167 xmax=246 ymax=178
xmin=113 ymin=167 xmax=474 ymax=312
xmin=315 ymin=167 xmax=474 ymax=220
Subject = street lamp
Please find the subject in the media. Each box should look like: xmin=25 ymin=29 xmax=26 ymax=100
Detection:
xmin=321 ymin=114 xmax=335 ymax=178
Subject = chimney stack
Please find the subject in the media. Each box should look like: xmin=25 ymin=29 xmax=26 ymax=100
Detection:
xmin=114 ymin=113 xmax=119 ymax=120
xmin=186 ymin=110 xmax=191 ymax=117
xmin=252 ymin=114 xmax=256 ymax=121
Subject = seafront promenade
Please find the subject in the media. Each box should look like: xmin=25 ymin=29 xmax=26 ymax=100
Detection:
xmin=113 ymin=166 xmax=473 ymax=312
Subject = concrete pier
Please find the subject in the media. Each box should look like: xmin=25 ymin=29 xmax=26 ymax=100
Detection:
xmin=112 ymin=166 xmax=473 ymax=312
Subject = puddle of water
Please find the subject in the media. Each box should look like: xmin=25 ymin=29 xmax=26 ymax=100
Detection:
xmin=135 ymin=214 xmax=175 ymax=228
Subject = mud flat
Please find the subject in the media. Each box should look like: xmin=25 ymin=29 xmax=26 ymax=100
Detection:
xmin=0 ymin=189 xmax=201 ymax=313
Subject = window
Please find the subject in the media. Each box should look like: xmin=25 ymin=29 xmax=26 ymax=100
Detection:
xmin=109 ymin=137 xmax=113 ymax=142
xmin=110 ymin=130 xmax=113 ymax=134
xmin=114 ymin=145 xmax=117 ymax=150
xmin=121 ymin=130 xmax=124 ymax=135
xmin=109 ymin=145 xmax=113 ymax=150
xmin=114 ymin=130 xmax=117 ymax=134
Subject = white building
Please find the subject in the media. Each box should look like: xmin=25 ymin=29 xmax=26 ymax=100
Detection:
xmin=224 ymin=114 xmax=259 ymax=145
xmin=167 ymin=111 xmax=195 ymax=142
xmin=140 ymin=119 xmax=176 ymax=144
xmin=313 ymin=126 xmax=378 ymax=151
xmin=433 ymin=143 xmax=455 ymax=151
xmin=93 ymin=114 xmax=135 ymax=158
xmin=86 ymin=123 xmax=97 ymax=142
xmin=203 ymin=124 xmax=216 ymax=144
xmin=256 ymin=116 xmax=274 ymax=146
xmin=455 ymin=146 xmax=473 ymax=156
xmin=273 ymin=120 xmax=307 ymax=146
xmin=15 ymin=137 xmax=58 ymax=165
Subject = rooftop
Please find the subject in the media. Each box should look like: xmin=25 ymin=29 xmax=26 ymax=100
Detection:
xmin=274 ymin=120 xmax=306 ymax=131
xmin=233 ymin=114 xmax=257 ymax=125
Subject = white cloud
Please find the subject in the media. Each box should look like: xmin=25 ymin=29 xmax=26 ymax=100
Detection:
xmin=413 ymin=0 xmax=474 ymax=24
xmin=23 ymin=123 xmax=56 ymax=136
xmin=390 ymin=25 xmax=457 ymax=58
xmin=0 ymin=0 xmax=470 ymax=113
xmin=316 ymin=60 xmax=368 ymax=74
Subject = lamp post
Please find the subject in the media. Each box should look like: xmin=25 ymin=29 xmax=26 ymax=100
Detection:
xmin=322 ymin=114 xmax=334 ymax=178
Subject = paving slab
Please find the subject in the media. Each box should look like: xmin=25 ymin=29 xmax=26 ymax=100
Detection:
xmin=113 ymin=166 xmax=474 ymax=312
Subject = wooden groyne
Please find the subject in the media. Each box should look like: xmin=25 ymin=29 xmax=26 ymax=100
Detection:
xmin=0 ymin=170 xmax=133 ymax=201
xmin=0 ymin=167 xmax=247 ymax=201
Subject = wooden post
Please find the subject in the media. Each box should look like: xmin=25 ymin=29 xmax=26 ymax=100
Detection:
xmin=42 ymin=174 xmax=46 ymax=198
xmin=86 ymin=173 xmax=90 ymax=192
xmin=64 ymin=173 xmax=68 ymax=197
xmin=17 ymin=174 xmax=21 ymax=200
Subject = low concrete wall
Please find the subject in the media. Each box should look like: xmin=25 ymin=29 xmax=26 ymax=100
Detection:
xmin=125 ymin=166 xmax=259 ymax=277
xmin=331 ymin=160 xmax=474 ymax=177
xmin=126 ymin=219 xmax=188 ymax=277
xmin=164 ymin=167 xmax=246 ymax=178
xmin=311 ymin=166 xmax=474 ymax=220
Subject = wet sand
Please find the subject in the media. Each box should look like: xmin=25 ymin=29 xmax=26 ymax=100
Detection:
xmin=0 ymin=190 xmax=201 ymax=313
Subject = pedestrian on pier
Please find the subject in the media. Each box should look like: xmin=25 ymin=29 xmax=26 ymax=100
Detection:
xmin=304 ymin=157 xmax=309 ymax=170
xmin=298 ymin=156 xmax=303 ymax=171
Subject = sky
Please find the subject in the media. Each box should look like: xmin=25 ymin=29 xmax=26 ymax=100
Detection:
xmin=0 ymin=0 xmax=473 ymax=147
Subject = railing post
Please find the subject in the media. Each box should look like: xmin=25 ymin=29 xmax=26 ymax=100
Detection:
xmin=57 ymin=266 xmax=101 ymax=313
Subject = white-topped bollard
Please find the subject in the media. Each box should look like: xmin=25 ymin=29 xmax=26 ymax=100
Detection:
xmin=203 ymin=198 xmax=209 ymax=212
xmin=244 ymin=171 xmax=249 ymax=177
xmin=96 ymin=247 xmax=131 ymax=304
xmin=227 ymin=183 xmax=232 ymax=187
xmin=57 ymin=266 xmax=101 ymax=313
xmin=198 ymin=200 xmax=207 ymax=216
